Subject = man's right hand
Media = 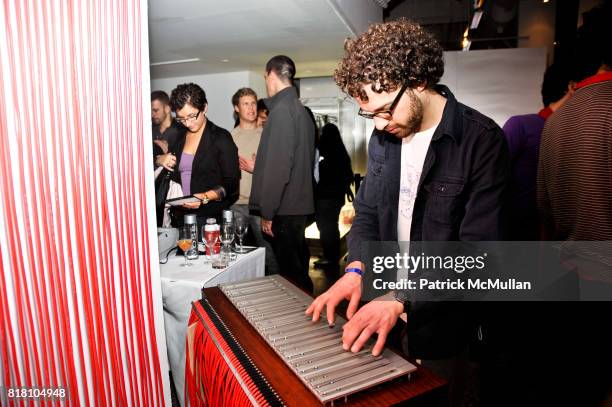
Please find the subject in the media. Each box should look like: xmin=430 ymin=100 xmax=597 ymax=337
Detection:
xmin=155 ymin=153 xmax=176 ymax=171
xmin=305 ymin=261 xmax=364 ymax=325
xmin=239 ymin=154 xmax=255 ymax=173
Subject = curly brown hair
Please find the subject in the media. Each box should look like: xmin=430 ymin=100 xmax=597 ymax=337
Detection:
xmin=334 ymin=19 xmax=444 ymax=101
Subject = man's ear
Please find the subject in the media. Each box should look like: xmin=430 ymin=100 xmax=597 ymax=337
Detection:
xmin=204 ymin=104 xmax=209 ymax=115
xmin=234 ymin=105 xmax=240 ymax=114
xmin=164 ymin=104 xmax=171 ymax=114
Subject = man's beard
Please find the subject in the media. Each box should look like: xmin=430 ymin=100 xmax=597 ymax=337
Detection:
xmin=395 ymin=90 xmax=424 ymax=138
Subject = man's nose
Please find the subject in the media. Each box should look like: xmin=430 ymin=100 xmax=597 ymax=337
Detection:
xmin=373 ymin=116 xmax=389 ymax=131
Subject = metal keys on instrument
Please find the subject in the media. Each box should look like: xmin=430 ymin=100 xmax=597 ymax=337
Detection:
xmin=219 ymin=275 xmax=417 ymax=404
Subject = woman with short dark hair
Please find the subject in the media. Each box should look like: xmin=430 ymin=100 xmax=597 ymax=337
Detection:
xmin=159 ymin=83 xmax=239 ymax=225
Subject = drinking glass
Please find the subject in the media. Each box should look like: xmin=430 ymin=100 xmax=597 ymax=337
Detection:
xmin=235 ymin=219 xmax=249 ymax=253
xmin=202 ymin=225 xmax=219 ymax=263
xmin=221 ymin=223 xmax=235 ymax=262
xmin=177 ymin=226 xmax=193 ymax=267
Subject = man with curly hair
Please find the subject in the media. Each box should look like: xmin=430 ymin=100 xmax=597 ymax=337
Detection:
xmin=307 ymin=19 xmax=510 ymax=403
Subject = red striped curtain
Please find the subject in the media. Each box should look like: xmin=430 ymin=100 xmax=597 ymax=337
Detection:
xmin=0 ymin=1 xmax=168 ymax=405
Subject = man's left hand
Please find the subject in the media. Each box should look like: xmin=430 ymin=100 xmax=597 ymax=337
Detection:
xmin=153 ymin=139 xmax=169 ymax=154
xmin=342 ymin=294 xmax=404 ymax=356
xmin=261 ymin=219 xmax=274 ymax=237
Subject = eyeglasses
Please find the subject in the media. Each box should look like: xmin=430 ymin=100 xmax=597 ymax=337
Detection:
xmin=175 ymin=110 xmax=202 ymax=124
xmin=357 ymin=83 xmax=409 ymax=120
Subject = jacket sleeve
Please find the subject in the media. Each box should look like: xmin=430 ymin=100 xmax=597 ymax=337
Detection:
xmin=347 ymin=134 xmax=382 ymax=264
xmin=214 ymin=131 xmax=240 ymax=201
xmin=459 ymin=126 xmax=510 ymax=240
xmin=258 ymin=106 xmax=296 ymax=220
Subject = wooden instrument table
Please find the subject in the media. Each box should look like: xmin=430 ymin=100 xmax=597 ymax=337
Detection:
xmin=196 ymin=285 xmax=447 ymax=406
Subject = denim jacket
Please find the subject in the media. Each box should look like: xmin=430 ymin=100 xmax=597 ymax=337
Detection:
xmin=347 ymin=85 xmax=510 ymax=358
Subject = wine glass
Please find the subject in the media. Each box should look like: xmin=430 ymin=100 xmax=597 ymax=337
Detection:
xmin=177 ymin=226 xmax=193 ymax=267
xmin=235 ymin=218 xmax=249 ymax=253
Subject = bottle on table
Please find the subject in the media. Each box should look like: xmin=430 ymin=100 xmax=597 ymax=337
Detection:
xmin=203 ymin=218 xmax=221 ymax=258
xmin=222 ymin=210 xmax=237 ymax=261
xmin=183 ymin=214 xmax=199 ymax=260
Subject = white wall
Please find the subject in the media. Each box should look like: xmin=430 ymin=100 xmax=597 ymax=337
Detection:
xmin=441 ymin=47 xmax=546 ymax=126
xmin=151 ymin=70 xmax=266 ymax=131
xmin=248 ymin=71 xmax=267 ymax=102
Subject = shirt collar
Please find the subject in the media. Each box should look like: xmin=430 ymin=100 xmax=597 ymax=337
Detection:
xmin=264 ymin=86 xmax=297 ymax=110
xmin=431 ymin=84 xmax=462 ymax=143
xmin=575 ymin=71 xmax=612 ymax=90
xmin=538 ymin=106 xmax=553 ymax=120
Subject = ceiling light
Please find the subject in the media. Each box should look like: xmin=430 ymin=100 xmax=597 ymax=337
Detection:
xmin=543 ymin=0 xmax=549 ymax=3
xmin=150 ymin=58 xmax=200 ymax=66
xmin=221 ymin=59 xmax=229 ymax=63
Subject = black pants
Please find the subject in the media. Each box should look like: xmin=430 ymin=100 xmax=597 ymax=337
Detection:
xmin=272 ymin=215 xmax=312 ymax=293
xmin=315 ymin=197 xmax=344 ymax=265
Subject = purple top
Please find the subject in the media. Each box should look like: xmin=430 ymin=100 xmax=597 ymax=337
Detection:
xmin=502 ymin=113 xmax=545 ymax=240
xmin=179 ymin=152 xmax=194 ymax=196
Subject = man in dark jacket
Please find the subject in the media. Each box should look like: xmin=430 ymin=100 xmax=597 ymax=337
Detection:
xmin=250 ymin=55 xmax=315 ymax=292
xmin=306 ymin=19 xmax=510 ymax=405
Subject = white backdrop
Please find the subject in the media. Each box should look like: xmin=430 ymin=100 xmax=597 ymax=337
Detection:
xmin=441 ymin=47 xmax=547 ymax=126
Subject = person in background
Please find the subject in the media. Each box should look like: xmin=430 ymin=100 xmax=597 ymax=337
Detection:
xmin=256 ymin=98 xmax=268 ymax=128
xmin=535 ymin=4 xmax=612 ymax=406
xmin=152 ymin=90 xmax=182 ymax=155
xmin=502 ymin=63 xmax=574 ymax=240
xmin=313 ymin=123 xmax=353 ymax=279
xmin=250 ymin=55 xmax=315 ymax=292
xmin=157 ymin=83 xmax=239 ymax=226
xmin=230 ymin=87 xmax=279 ymax=275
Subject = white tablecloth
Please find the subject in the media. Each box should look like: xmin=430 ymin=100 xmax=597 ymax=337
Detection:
xmin=160 ymin=248 xmax=265 ymax=406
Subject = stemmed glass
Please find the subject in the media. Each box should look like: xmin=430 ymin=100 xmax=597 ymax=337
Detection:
xmin=177 ymin=226 xmax=193 ymax=267
xmin=235 ymin=218 xmax=249 ymax=253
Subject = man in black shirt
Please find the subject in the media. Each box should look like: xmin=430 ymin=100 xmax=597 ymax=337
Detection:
xmin=306 ymin=19 xmax=510 ymax=405
xmin=250 ymin=55 xmax=316 ymax=292
xmin=152 ymin=90 xmax=182 ymax=154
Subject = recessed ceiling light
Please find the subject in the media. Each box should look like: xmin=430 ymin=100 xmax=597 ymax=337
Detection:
xmin=543 ymin=0 xmax=549 ymax=3
xmin=221 ymin=59 xmax=230 ymax=63
xmin=150 ymin=58 xmax=200 ymax=66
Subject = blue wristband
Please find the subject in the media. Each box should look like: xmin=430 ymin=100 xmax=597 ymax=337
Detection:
xmin=345 ymin=267 xmax=363 ymax=276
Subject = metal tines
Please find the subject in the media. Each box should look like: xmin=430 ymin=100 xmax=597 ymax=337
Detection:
xmin=219 ymin=275 xmax=417 ymax=404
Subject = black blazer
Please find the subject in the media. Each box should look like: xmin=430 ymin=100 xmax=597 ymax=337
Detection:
xmin=171 ymin=120 xmax=239 ymax=220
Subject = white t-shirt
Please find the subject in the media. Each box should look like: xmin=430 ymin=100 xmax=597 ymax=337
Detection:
xmin=397 ymin=124 xmax=438 ymax=242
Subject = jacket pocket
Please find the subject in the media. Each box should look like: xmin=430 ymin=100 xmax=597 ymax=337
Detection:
xmin=423 ymin=180 xmax=465 ymax=226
